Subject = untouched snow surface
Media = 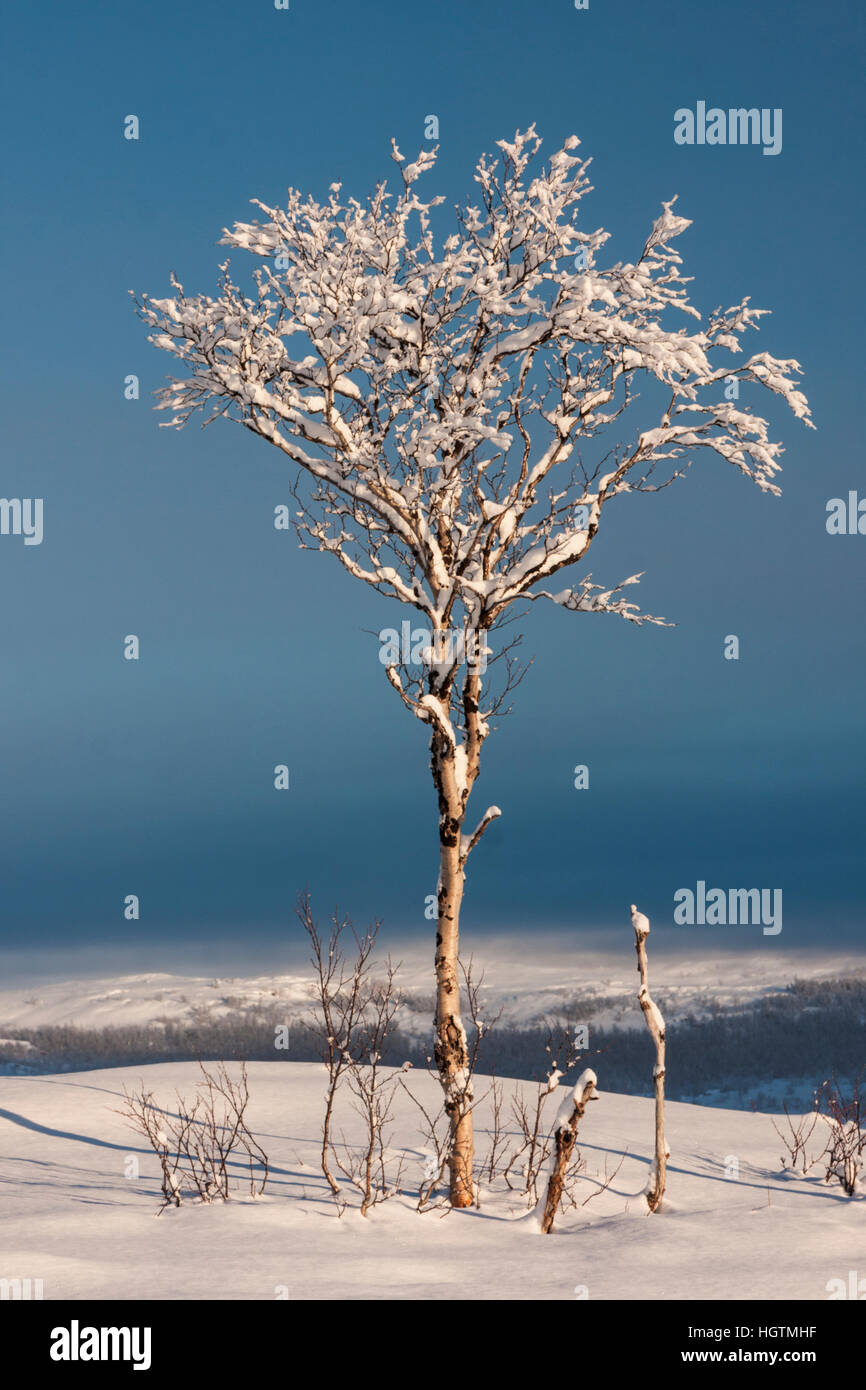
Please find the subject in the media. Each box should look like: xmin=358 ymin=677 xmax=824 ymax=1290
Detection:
xmin=0 ymin=1061 xmax=860 ymax=1301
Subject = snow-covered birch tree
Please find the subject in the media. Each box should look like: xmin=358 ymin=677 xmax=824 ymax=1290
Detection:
xmin=135 ymin=127 xmax=812 ymax=1208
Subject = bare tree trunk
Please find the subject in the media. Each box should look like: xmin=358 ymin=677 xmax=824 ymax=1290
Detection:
xmin=433 ymin=822 xmax=475 ymax=1206
xmin=433 ymin=750 xmax=474 ymax=1208
xmin=321 ymin=1096 xmax=339 ymax=1195
xmin=425 ymin=638 xmax=499 ymax=1209
xmin=631 ymin=904 xmax=667 ymax=1212
xmin=540 ymin=1069 xmax=597 ymax=1234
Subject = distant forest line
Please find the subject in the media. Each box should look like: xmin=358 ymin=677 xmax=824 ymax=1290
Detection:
xmin=2 ymin=975 xmax=864 ymax=1113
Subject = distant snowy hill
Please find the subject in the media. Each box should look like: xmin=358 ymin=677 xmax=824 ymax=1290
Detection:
xmin=1 ymin=945 xmax=863 ymax=1034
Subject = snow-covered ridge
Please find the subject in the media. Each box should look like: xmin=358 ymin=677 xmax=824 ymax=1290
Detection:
xmin=1 ymin=946 xmax=863 ymax=1033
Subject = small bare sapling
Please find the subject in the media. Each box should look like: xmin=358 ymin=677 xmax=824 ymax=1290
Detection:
xmin=631 ymin=904 xmax=667 ymax=1212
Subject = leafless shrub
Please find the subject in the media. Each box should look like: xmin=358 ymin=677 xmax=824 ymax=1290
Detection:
xmin=299 ymin=892 xmax=381 ymax=1195
xmin=400 ymin=1080 xmax=450 ymax=1212
xmin=117 ymin=1060 xmax=268 ymax=1213
xmin=461 ymin=957 xmax=502 ymax=1079
xmin=772 ymin=1076 xmax=866 ymax=1196
xmin=502 ymin=1027 xmax=590 ymax=1205
xmin=772 ymin=1100 xmax=821 ymax=1174
xmin=480 ymin=1074 xmax=508 ymax=1188
xmin=332 ymin=958 xmax=406 ymax=1215
xmin=816 ymin=1075 xmax=866 ymax=1196
xmin=462 ymin=958 xmax=503 ymax=1208
xmin=560 ymin=1150 xmax=625 ymax=1214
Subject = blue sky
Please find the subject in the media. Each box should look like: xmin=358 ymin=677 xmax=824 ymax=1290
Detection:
xmin=1 ymin=0 xmax=863 ymax=975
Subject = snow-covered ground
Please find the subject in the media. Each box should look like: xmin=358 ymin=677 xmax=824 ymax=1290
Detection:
xmin=0 ymin=1060 xmax=860 ymax=1301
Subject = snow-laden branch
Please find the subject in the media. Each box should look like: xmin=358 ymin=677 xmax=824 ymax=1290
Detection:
xmin=385 ymin=667 xmax=457 ymax=744
xmin=136 ymin=126 xmax=812 ymax=719
xmin=530 ymin=572 xmax=671 ymax=626
xmin=459 ymin=805 xmax=502 ymax=867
